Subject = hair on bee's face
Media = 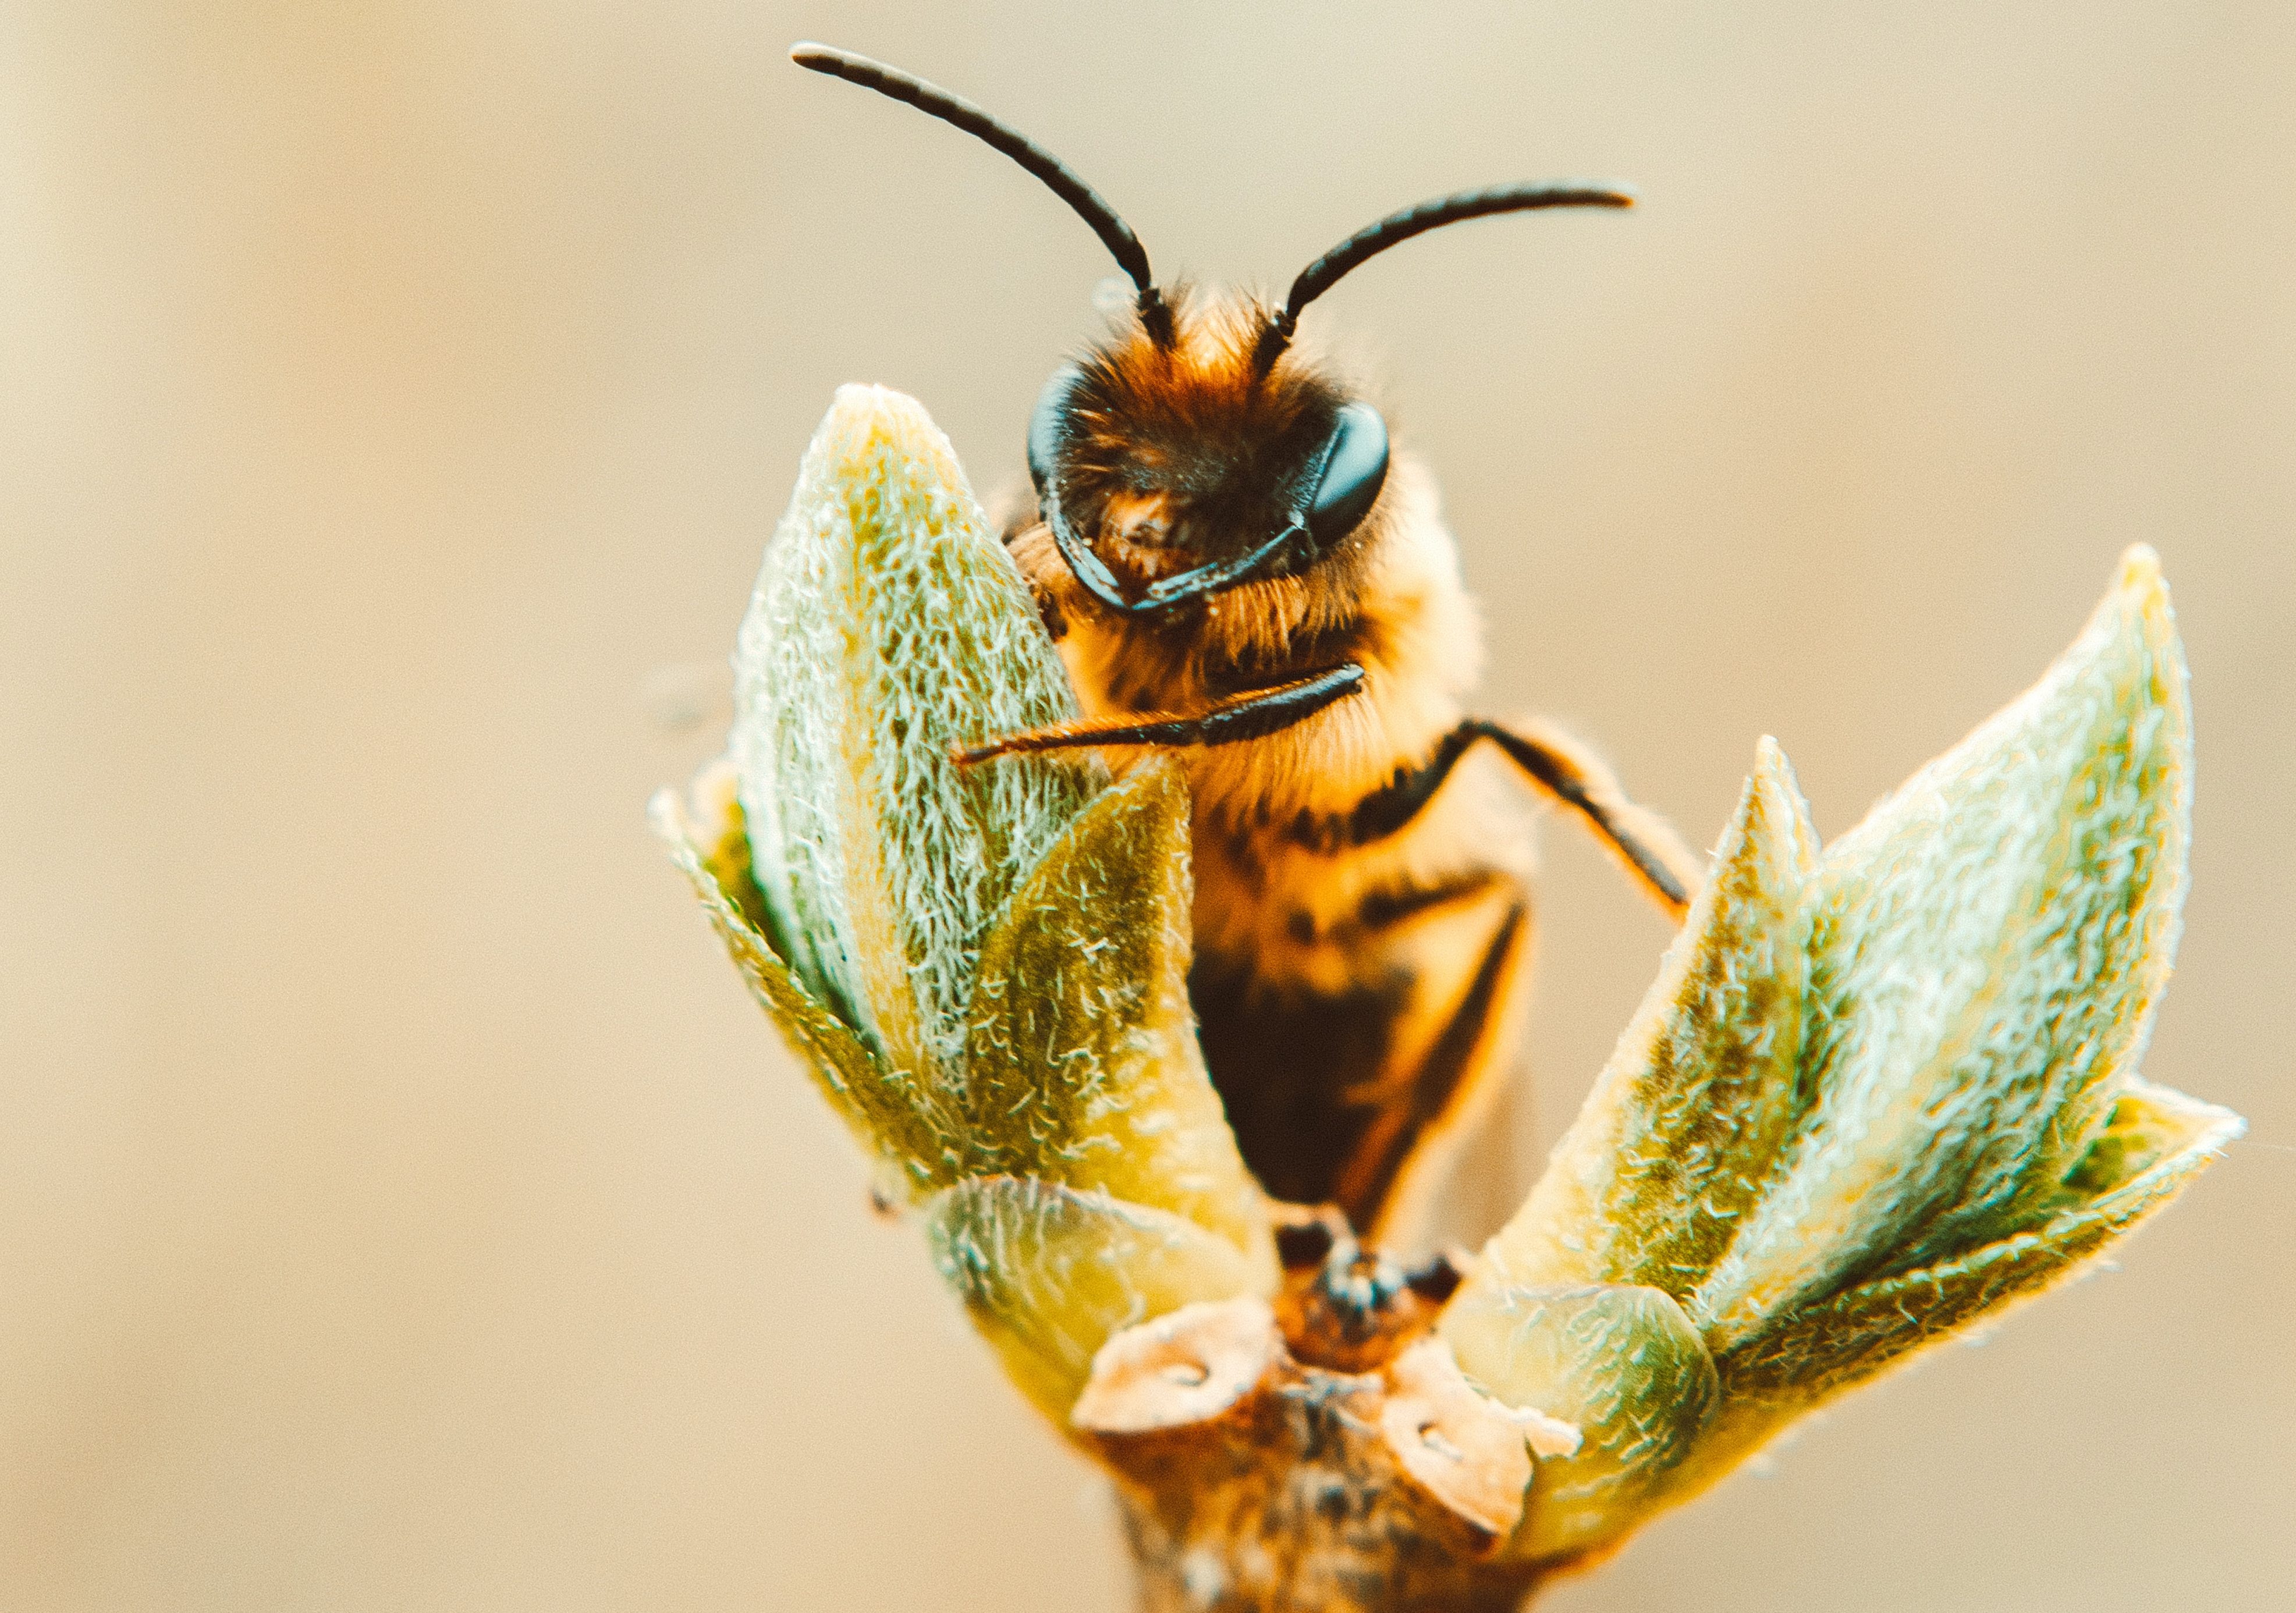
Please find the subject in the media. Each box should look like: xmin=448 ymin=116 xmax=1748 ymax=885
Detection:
xmin=1023 ymin=296 xmax=1396 ymax=615
xmin=791 ymin=42 xmax=1634 ymax=616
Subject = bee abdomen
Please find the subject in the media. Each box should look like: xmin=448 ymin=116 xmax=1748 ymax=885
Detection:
xmin=1282 ymin=868 xmax=1503 ymax=950
xmin=1192 ymin=875 xmax=1532 ymax=1231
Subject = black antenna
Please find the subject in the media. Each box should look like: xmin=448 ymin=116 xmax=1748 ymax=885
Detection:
xmin=791 ymin=43 xmax=1174 ymax=346
xmin=1252 ymin=181 xmax=1634 ymax=374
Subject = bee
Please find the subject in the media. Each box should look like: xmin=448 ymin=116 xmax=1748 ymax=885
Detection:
xmin=794 ymin=45 xmax=1699 ymax=1241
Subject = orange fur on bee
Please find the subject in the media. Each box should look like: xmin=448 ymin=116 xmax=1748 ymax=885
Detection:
xmin=996 ymin=292 xmax=1628 ymax=1240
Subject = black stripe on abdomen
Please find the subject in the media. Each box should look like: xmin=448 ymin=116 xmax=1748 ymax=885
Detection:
xmin=1283 ymin=868 xmax=1502 ymax=948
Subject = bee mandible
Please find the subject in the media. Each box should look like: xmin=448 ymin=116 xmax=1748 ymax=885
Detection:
xmin=793 ymin=44 xmax=1701 ymax=1242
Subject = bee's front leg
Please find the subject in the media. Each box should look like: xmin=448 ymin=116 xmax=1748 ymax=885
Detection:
xmin=951 ymin=663 xmax=1367 ymax=765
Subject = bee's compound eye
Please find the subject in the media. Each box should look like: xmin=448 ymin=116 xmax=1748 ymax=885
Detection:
xmin=1028 ymin=364 xmax=1086 ymax=493
xmin=1307 ymin=401 xmax=1390 ymax=550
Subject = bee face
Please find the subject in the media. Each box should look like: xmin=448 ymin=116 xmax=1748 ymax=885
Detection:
xmin=1027 ymin=301 xmax=1393 ymax=614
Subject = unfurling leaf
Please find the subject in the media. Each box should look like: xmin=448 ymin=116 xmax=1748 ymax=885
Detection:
xmin=651 ymin=761 xmax=938 ymax=1185
xmin=1477 ymin=737 xmax=1817 ymax=1299
xmin=662 ymin=386 xmax=1268 ymax=1383
xmin=730 ymin=384 xmax=1101 ymax=1080
xmin=1716 ymin=1076 xmax=2240 ymax=1403
xmin=1694 ymin=546 xmax=2196 ymax=1346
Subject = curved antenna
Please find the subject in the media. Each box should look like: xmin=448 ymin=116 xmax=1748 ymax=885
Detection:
xmin=1252 ymin=181 xmax=1634 ymax=374
xmin=792 ymin=43 xmax=1174 ymax=345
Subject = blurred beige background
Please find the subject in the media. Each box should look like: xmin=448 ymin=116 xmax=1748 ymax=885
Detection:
xmin=4 ymin=3 xmax=2291 ymax=1610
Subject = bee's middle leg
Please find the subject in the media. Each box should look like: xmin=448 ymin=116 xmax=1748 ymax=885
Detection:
xmin=1335 ymin=717 xmax=1699 ymax=918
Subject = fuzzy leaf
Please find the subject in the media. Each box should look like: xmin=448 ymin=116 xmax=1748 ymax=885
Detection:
xmin=650 ymin=765 xmax=942 ymax=1187
xmin=1477 ymin=739 xmax=1817 ymax=1299
xmin=1452 ymin=549 xmax=2236 ymax=1561
xmin=927 ymin=1177 xmax=1269 ymax=1425
xmin=1440 ymin=1282 xmax=1720 ymax=1562
xmin=731 ymin=385 xmax=1102 ymax=1081
xmin=961 ymin=759 xmax=1267 ymax=1256
xmin=1695 ymin=547 xmax=2193 ymax=1344
xmin=1716 ymin=1077 xmax=2241 ymax=1402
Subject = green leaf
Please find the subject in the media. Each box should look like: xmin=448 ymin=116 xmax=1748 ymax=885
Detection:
xmin=650 ymin=766 xmax=946 ymax=1189
xmin=730 ymin=385 xmax=1103 ymax=1082
xmin=1716 ymin=1077 xmax=2242 ymax=1404
xmin=1475 ymin=739 xmax=1817 ymax=1299
xmin=961 ymin=759 xmax=1268 ymax=1258
xmin=1441 ymin=1282 xmax=1720 ymax=1563
xmin=1694 ymin=548 xmax=2194 ymax=1345
xmin=661 ymin=701 xmax=1264 ymax=1238
xmin=927 ymin=1177 xmax=1269 ymax=1426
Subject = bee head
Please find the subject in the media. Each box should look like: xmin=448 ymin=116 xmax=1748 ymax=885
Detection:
xmin=792 ymin=42 xmax=1632 ymax=616
xmin=1025 ymin=300 xmax=1392 ymax=614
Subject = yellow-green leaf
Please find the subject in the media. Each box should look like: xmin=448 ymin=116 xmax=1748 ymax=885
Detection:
xmin=961 ymin=759 xmax=1268 ymax=1259
xmin=1475 ymin=738 xmax=1816 ymax=1298
xmin=650 ymin=766 xmax=947 ymax=1188
xmin=731 ymin=385 xmax=1102 ymax=1081
xmin=1716 ymin=1077 xmax=2241 ymax=1404
xmin=1440 ymin=1282 xmax=1720 ymax=1562
xmin=927 ymin=1176 xmax=1269 ymax=1426
xmin=1695 ymin=548 xmax=2192 ymax=1345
